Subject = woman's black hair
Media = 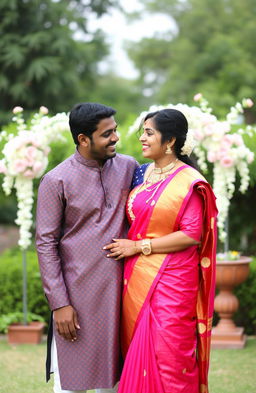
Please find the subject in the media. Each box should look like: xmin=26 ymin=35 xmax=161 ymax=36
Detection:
xmin=144 ymin=108 xmax=198 ymax=169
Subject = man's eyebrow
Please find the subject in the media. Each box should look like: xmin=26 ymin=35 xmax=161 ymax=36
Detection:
xmin=101 ymin=124 xmax=118 ymax=135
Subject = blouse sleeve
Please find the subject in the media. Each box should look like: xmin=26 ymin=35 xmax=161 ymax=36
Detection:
xmin=179 ymin=189 xmax=203 ymax=242
xmin=131 ymin=163 xmax=150 ymax=188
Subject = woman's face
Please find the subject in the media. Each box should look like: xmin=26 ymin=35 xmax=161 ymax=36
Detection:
xmin=139 ymin=118 xmax=169 ymax=160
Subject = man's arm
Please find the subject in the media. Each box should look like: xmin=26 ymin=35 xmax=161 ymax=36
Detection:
xmin=36 ymin=174 xmax=79 ymax=341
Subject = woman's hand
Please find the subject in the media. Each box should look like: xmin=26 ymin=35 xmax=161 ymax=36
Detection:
xmin=103 ymin=238 xmax=140 ymax=260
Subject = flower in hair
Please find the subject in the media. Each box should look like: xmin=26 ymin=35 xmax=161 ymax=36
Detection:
xmin=180 ymin=129 xmax=196 ymax=156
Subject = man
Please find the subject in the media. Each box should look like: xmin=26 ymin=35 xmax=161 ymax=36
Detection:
xmin=36 ymin=102 xmax=138 ymax=393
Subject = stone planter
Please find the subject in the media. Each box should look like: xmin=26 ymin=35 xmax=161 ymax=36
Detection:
xmin=7 ymin=321 xmax=45 ymax=344
xmin=211 ymin=256 xmax=252 ymax=349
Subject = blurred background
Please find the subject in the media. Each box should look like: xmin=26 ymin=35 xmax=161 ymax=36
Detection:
xmin=0 ymin=1 xmax=256 ymax=391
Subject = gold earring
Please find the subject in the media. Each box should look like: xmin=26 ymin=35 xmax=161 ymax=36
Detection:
xmin=165 ymin=144 xmax=172 ymax=155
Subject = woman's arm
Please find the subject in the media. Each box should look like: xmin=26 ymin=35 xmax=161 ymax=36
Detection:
xmin=103 ymin=189 xmax=203 ymax=260
xmin=103 ymin=231 xmax=199 ymax=260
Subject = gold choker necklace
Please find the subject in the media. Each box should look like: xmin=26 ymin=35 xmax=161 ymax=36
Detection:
xmin=147 ymin=159 xmax=178 ymax=184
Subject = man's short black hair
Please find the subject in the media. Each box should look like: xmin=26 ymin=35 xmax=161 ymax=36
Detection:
xmin=69 ymin=102 xmax=116 ymax=145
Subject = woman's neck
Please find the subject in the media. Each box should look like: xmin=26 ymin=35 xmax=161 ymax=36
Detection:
xmin=154 ymin=155 xmax=178 ymax=169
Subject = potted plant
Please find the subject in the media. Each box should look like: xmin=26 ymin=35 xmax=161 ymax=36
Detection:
xmin=0 ymin=312 xmax=45 ymax=344
xmin=0 ymin=107 xmax=69 ymax=343
xmin=212 ymin=251 xmax=252 ymax=348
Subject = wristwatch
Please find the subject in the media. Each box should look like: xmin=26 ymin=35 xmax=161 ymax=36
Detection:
xmin=141 ymin=239 xmax=152 ymax=255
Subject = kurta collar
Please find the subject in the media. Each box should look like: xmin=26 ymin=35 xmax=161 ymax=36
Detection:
xmin=74 ymin=148 xmax=112 ymax=169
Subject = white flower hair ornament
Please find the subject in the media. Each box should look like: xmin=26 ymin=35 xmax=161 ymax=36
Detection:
xmin=180 ymin=128 xmax=196 ymax=157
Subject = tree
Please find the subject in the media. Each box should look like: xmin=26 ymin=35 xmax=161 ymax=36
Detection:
xmin=0 ymin=0 xmax=117 ymax=124
xmin=127 ymin=0 xmax=256 ymax=118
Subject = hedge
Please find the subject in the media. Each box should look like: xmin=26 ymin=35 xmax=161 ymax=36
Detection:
xmin=0 ymin=247 xmax=50 ymax=330
xmin=0 ymin=247 xmax=255 ymax=335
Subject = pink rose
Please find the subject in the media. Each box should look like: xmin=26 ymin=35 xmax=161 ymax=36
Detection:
xmin=207 ymin=151 xmax=218 ymax=163
xmin=23 ymin=169 xmax=35 ymax=178
xmin=0 ymin=161 xmax=7 ymax=174
xmin=13 ymin=106 xmax=23 ymax=114
xmin=193 ymin=129 xmax=204 ymax=141
xmin=220 ymin=156 xmax=234 ymax=168
xmin=194 ymin=93 xmax=202 ymax=102
xmin=39 ymin=106 xmax=49 ymax=115
xmin=26 ymin=146 xmax=37 ymax=164
xmin=244 ymin=98 xmax=254 ymax=108
xmin=13 ymin=159 xmax=29 ymax=173
xmin=33 ymin=161 xmax=44 ymax=174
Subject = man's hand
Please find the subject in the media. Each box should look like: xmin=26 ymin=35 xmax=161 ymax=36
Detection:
xmin=53 ymin=305 xmax=80 ymax=342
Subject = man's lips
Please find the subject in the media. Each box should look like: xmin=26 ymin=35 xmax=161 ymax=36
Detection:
xmin=107 ymin=144 xmax=116 ymax=149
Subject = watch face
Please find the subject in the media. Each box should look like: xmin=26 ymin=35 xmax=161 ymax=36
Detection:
xmin=142 ymin=246 xmax=151 ymax=255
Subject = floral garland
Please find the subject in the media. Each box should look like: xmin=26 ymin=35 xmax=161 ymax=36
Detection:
xmin=128 ymin=95 xmax=255 ymax=242
xmin=0 ymin=106 xmax=69 ymax=249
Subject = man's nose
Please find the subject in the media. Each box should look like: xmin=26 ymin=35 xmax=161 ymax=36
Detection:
xmin=110 ymin=132 xmax=119 ymax=143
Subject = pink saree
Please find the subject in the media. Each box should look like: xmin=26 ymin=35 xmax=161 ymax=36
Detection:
xmin=118 ymin=165 xmax=218 ymax=393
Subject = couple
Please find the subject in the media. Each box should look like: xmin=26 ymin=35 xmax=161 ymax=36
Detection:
xmin=36 ymin=102 xmax=218 ymax=393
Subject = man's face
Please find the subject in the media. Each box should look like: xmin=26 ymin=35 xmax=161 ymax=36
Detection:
xmin=85 ymin=117 xmax=119 ymax=163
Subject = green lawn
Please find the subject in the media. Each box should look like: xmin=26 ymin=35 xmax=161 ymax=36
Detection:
xmin=0 ymin=337 xmax=255 ymax=393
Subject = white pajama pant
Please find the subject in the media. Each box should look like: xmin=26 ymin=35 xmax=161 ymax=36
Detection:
xmin=51 ymin=335 xmax=118 ymax=393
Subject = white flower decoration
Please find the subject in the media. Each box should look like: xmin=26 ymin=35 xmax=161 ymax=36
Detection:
xmin=0 ymin=107 xmax=69 ymax=249
xmin=180 ymin=129 xmax=196 ymax=156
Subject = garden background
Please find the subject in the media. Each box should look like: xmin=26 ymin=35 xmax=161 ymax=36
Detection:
xmin=0 ymin=1 xmax=256 ymax=392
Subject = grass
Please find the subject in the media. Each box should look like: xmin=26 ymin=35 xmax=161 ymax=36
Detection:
xmin=0 ymin=337 xmax=255 ymax=393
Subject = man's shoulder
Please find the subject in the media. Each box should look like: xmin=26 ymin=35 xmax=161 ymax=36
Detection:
xmin=114 ymin=153 xmax=138 ymax=166
xmin=41 ymin=155 xmax=74 ymax=182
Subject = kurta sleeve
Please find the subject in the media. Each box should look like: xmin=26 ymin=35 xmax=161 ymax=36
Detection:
xmin=179 ymin=189 xmax=203 ymax=242
xmin=36 ymin=174 xmax=70 ymax=311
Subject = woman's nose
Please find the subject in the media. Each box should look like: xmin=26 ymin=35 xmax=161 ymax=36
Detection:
xmin=139 ymin=132 xmax=146 ymax=141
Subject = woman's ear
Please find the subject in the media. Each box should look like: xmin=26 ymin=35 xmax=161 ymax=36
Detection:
xmin=168 ymin=137 xmax=176 ymax=148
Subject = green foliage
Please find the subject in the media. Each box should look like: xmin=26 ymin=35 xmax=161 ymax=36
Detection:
xmin=128 ymin=0 xmax=256 ymax=120
xmin=88 ymin=73 xmax=149 ymax=124
xmin=0 ymin=312 xmax=44 ymax=334
xmin=0 ymin=0 xmax=117 ymax=123
xmin=0 ymin=248 xmax=50 ymax=328
xmin=234 ymin=258 xmax=256 ymax=335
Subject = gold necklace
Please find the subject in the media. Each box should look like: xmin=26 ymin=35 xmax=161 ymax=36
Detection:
xmin=146 ymin=158 xmax=178 ymax=184
xmin=127 ymin=159 xmax=179 ymax=220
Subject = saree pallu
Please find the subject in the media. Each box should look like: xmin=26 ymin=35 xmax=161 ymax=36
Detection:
xmin=118 ymin=165 xmax=218 ymax=393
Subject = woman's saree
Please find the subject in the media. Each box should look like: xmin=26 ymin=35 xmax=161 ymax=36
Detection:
xmin=118 ymin=165 xmax=218 ymax=393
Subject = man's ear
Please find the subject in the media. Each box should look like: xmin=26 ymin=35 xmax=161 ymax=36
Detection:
xmin=77 ymin=133 xmax=91 ymax=147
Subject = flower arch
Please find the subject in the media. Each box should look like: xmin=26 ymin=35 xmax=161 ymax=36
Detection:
xmin=128 ymin=95 xmax=255 ymax=242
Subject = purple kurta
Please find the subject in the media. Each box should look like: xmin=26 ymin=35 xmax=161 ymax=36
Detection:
xmin=36 ymin=150 xmax=137 ymax=391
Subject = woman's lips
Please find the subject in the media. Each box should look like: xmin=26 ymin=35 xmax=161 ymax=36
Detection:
xmin=142 ymin=144 xmax=149 ymax=151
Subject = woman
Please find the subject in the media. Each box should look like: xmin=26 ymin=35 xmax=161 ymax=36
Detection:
xmin=104 ymin=109 xmax=218 ymax=393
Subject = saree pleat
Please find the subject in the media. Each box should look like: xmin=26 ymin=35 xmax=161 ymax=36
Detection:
xmin=119 ymin=303 xmax=165 ymax=393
